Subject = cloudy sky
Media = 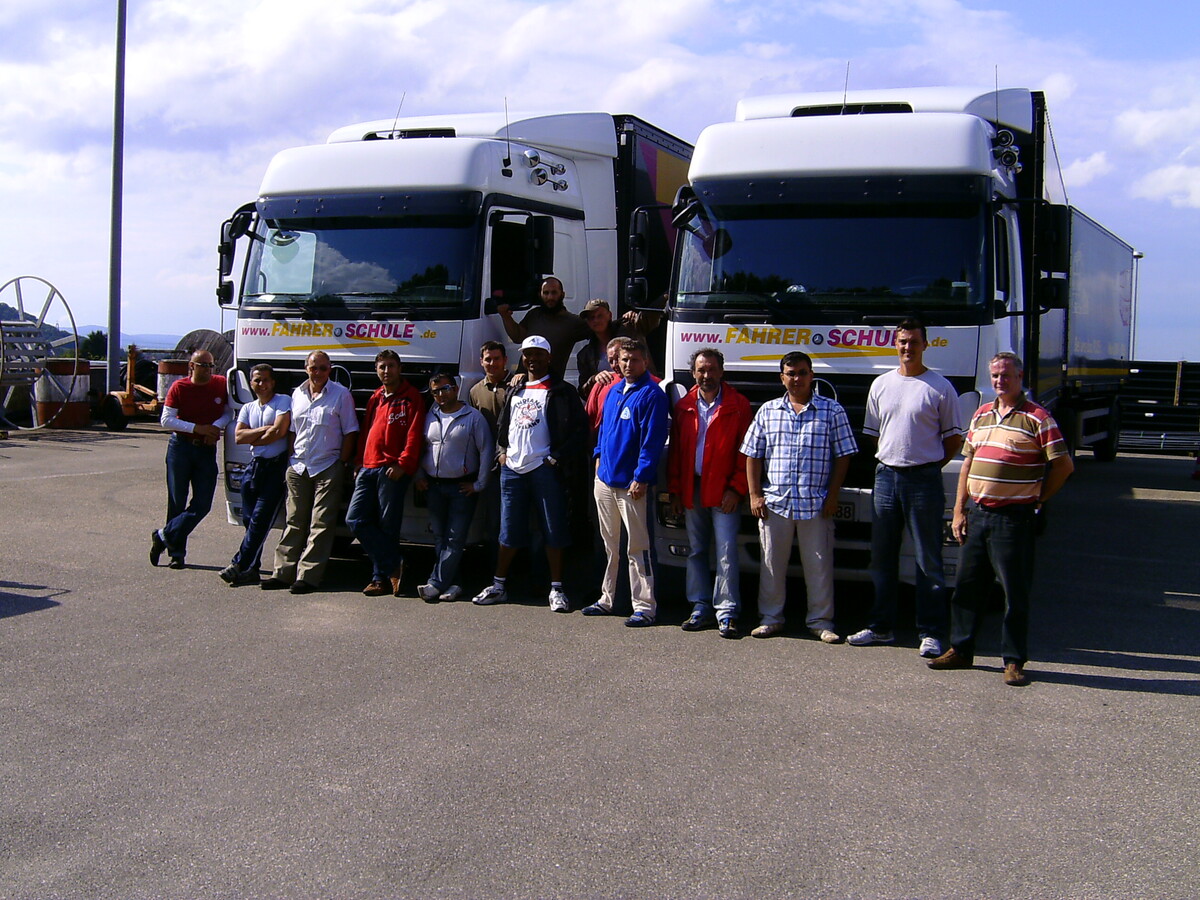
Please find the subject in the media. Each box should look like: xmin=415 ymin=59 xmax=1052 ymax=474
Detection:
xmin=2 ymin=0 xmax=1197 ymax=358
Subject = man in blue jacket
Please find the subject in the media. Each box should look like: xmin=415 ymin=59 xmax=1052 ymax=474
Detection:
xmin=582 ymin=337 xmax=670 ymax=627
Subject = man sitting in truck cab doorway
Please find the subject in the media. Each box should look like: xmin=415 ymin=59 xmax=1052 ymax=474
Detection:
xmin=848 ymin=318 xmax=963 ymax=658
xmin=496 ymin=276 xmax=591 ymax=383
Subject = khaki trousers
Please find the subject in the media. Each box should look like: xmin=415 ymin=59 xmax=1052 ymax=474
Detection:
xmin=593 ymin=479 xmax=656 ymax=616
xmin=757 ymin=507 xmax=835 ymax=630
xmin=273 ymin=461 xmax=346 ymax=586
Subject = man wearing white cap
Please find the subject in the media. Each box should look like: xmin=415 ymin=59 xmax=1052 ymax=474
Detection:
xmin=473 ymin=335 xmax=587 ymax=612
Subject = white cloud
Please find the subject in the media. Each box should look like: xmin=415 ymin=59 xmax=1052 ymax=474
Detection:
xmin=1132 ymin=164 xmax=1200 ymax=208
xmin=1 ymin=0 xmax=1198 ymax=357
xmin=1062 ymin=151 xmax=1113 ymax=188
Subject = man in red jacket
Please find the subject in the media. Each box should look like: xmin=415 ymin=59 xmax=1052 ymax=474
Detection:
xmin=667 ymin=348 xmax=753 ymax=637
xmin=347 ymin=350 xmax=425 ymax=597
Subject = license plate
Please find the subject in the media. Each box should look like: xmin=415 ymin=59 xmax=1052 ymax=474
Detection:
xmin=832 ymin=502 xmax=855 ymax=522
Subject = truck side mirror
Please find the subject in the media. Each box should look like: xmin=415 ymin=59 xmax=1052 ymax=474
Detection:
xmin=217 ymin=204 xmax=256 ymax=308
xmin=629 ymin=208 xmax=651 ymax=276
xmin=625 ymin=276 xmax=648 ymax=308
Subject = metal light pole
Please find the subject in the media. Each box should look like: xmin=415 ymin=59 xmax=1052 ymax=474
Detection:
xmin=106 ymin=0 xmax=126 ymax=391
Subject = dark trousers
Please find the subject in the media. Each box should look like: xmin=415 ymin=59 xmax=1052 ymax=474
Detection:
xmin=347 ymin=466 xmax=411 ymax=582
xmin=869 ymin=462 xmax=949 ymax=639
xmin=162 ymin=436 xmax=218 ymax=560
xmin=949 ymin=501 xmax=1037 ymax=665
xmin=232 ymin=453 xmax=288 ymax=574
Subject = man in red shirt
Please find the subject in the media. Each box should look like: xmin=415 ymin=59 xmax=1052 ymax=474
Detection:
xmin=347 ymin=349 xmax=425 ymax=597
xmin=151 ymin=350 xmax=231 ymax=569
xmin=667 ymin=348 xmax=752 ymax=637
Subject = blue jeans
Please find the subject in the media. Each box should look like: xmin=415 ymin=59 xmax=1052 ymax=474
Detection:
xmin=869 ymin=462 xmax=948 ymax=639
xmin=499 ymin=463 xmax=569 ymax=549
xmin=347 ymin=466 xmax=411 ymax=582
xmin=162 ymin=435 xmax=218 ymax=560
xmin=232 ymin=453 xmax=288 ymax=574
xmin=950 ymin=501 xmax=1037 ymax=665
xmin=684 ymin=497 xmax=741 ymax=620
xmin=426 ymin=479 xmax=478 ymax=592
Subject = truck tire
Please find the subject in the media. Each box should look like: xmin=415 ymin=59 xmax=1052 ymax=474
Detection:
xmin=102 ymin=395 xmax=128 ymax=432
xmin=1092 ymin=399 xmax=1121 ymax=462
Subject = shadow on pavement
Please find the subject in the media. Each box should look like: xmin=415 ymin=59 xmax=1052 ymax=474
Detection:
xmin=0 ymin=580 xmax=66 ymax=619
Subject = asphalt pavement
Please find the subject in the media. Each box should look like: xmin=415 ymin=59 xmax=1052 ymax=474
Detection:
xmin=2 ymin=424 xmax=1198 ymax=899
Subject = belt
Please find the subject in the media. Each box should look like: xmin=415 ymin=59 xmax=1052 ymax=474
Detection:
xmin=882 ymin=461 xmax=941 ymax=471
xmin=171 ymin=432 xmax=214 ymax=447
xmin=427 ymin=474 xmax=478 ymax=484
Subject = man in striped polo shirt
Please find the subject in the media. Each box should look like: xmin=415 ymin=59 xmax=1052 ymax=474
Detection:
xmin=928 ymin=351 xmax=1074 ymax=686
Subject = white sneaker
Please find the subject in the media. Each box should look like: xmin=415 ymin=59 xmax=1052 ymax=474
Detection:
xmin=548 ymin=588 xmax=570 ymax=613
xmin=919 ymin=636 xmax=943 ymax=658
xmin=472 ymin=585 xmax=507 ymax=605
xmin=417 ymin=583 xmax=440 ymax=602
xmin=811 ymin=628 xmax=841 ymax=644
xmin=847 ymin=628 xmax=896 ymax=646
xmin=439 ymin=585 xmax=462 ymax=602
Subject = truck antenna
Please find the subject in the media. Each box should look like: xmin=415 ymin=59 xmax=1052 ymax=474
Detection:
xmin=389 ymin=92 xmax=406 ymax=139
xmin=502 ymin=97 xmax=513 ymax=173
xmin=841 ymin=62 xmax=851 ymax=114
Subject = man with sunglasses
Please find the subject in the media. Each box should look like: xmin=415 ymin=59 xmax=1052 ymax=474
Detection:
xmin=151 ymin=350 xmax=231 ymax=569
xmin=262 ymin=350 xmax=359 ymax=595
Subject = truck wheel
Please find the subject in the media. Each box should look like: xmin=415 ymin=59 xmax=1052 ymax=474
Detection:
xmin=1092 ymin=400 xmax=1121 ymax=462
xmin=102 ymin=395 xmax=128 ymax=431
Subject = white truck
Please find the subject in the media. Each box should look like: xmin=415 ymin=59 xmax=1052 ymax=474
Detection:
xmin=217 ymin=111 xmax=691 ymax=536
xmin=632 ymin=87 xmax=1135 ymax=583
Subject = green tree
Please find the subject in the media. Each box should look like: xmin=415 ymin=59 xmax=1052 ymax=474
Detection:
xmin=80 ymin=330 xmax=108 ymax=360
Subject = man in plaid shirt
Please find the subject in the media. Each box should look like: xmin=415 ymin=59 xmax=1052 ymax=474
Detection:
xmin=741 ymin=351 xmax=857 ymax=640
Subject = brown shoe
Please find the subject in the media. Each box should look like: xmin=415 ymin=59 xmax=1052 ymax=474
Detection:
xmin=1003 ymin=662 xmax=1030 ymax=686
xmin=362 ymin=580 xmax=390 ymax=597
xmin=390 ymin=562 xmax=405 ymax=598
xmin=927 ymin=647 xmax=973 ymax=670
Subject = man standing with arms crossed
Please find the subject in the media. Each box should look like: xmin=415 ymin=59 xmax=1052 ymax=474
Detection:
xmin=928 ymin=351 xmax=1073 ymax=686
xmin=742 ymin=351 xmax=857 ymax=641
xmin=849 ymin=318 xmax=963 ymax=657
xmin=262 ymin=350 xmax=358 ymax=595
xmin=219 ymin=364 xmax=290 ymax=587
xmin=667 ymin=348 xmax=753 ymax=638
xmin=152 ymin=349 xmax=231 ymax=569
xmin=347 ymin=350 xmax=425 ymax=598
xmin=582 ymin=338 xmax=670 ymax=627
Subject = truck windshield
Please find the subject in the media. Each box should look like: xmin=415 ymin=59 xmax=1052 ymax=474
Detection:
xmin=676 ymin=200 xmax=989 ymax=323
xmin=242 ymin=215 xmax=476 ymax=318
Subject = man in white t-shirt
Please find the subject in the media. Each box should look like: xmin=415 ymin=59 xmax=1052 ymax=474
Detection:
xmin=220 ymin=364 xmax=291 ymax=587
xmin=849 ymin=318 xmax=963 ymax=658
xmin=472 ymin=336 xmax=586 ymax=612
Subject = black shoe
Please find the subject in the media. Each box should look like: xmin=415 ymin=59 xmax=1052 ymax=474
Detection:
xmin=261 ymin=577 xmax=291 ymax=591
xmin=218 ymin=564 xmax=238 ymax=585
xmin=150 ymin=530 xmax=166 ymax=567
xmin=681 ymin=611 xmax=716 ymax=632
xmin=168 ymin=557 xmax=185 ymax=570
xmin=289 ymin=580 xmax=315 ymax=595
xmin=230 ymin=569 xmax=261 ymax=587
